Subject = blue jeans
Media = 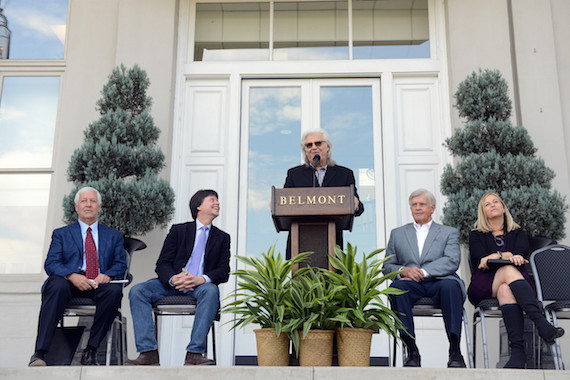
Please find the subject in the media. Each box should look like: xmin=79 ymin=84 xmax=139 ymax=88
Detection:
xmin=128 ymin=278 xmax=219 ymax=354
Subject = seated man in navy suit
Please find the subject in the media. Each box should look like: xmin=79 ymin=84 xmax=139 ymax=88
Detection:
xmin=29 ymin=186 xmax=127 ymax=366
xmin=383 ymin=188 xmax=466 ymax=368
xmin=126 ymin=189 xmax=231 ymax=366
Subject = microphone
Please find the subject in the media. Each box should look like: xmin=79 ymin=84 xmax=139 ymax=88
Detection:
xmin=312 ymin=154 xmax=320 ymax=187
xmin=312 ymin=154 xmax=320 ymax=167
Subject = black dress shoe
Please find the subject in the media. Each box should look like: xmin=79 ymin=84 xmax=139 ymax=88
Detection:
xmin=29 ymin=353 xmax=47 ymax=367
xmin=403 ymin=350 xmax=421 ymax=367
xmin=80 ymin=347 xmax=99 ymax=366
xmin=447 ymin=351 xmax=466 ymax=368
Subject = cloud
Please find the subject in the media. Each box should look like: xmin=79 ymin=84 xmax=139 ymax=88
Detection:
xmin=248 ymin=187 xmax=271 ymax=211
xmin=248 ymin=88 xmax=301 ymax=136
xmin=0 ymin=148 xmax=53 ymax=168
xmin=10 ymin=8 xmax=66 ymax=41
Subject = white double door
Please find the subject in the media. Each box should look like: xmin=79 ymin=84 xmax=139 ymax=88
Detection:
xmin=234 ymin=77 xmax=387 ymax=360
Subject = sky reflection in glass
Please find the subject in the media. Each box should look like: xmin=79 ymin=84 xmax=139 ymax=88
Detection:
xmin=0 ymin=76 xmax=60 ymax=168
xmin=2 ymin=0 xmax=68 ymax=59
xmin=246 ymin=84 xmax=377 ymax=258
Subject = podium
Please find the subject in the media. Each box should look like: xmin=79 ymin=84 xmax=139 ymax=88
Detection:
xmin=271 ymin=186 xmax=355 ymax=271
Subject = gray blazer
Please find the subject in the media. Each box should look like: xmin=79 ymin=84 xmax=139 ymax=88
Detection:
xmin=383 ymin=222 xmax=466 ymax=298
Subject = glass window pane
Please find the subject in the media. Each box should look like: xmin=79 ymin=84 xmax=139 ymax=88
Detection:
xmin=195 ymin=2 xmax=270 ymax=61
xmin=320 ymin=86 xmax=376 ymax=254
xmin=2 ymin=0 xmax=68 ymax=60
xmin=353 ymin=0 xmax=430 ymax=59
xmin=246 ymin=87 xmax=301 ymax=256
xmin=274 ymin=1 xmax=348 ymax=61
xmin=0 ymin=76 xmax=60 ymax=169
xmin=0 ymin=174 xmax=50 ymax=274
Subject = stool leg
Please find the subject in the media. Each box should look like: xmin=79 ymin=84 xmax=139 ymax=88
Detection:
xmin=462 ymin=309 xmax=474 ymax=368
xmin=480 ymin=311 xmax=489 ymax=368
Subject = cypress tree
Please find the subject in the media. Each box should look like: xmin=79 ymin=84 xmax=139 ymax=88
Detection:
xmin=441 ymin=68 xmax=566 ymax=244
xmin=63 ymin=64 xmax=175 ymax=237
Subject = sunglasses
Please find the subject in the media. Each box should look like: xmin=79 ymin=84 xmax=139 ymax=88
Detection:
xmin=304 ymin=141 xmax=325 ymax=149
xmin=494 ymin=235 xmax=505 ymax=247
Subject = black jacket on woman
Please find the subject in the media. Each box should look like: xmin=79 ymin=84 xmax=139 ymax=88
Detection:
xmin=467 ymin=228 xmax=531 ymax=305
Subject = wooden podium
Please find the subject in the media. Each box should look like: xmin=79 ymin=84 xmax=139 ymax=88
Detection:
xmin=271 ymin=185 xmax=355 ymax=271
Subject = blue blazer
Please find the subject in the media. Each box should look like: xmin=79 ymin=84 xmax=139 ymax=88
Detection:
xmin=44 ymin=222 xmax=126 ymax=279
xmin=383 ymin=222 xmax=466 ymax=297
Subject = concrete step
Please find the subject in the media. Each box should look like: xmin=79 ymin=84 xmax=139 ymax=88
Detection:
xmin=2 ymin=366 xmax=568 ymax=380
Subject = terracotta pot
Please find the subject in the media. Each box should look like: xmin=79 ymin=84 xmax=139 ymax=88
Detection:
xmin=254 ymin=328 xmax=290 ymax=366
xmin=298 ymin=329 xmax=334 ymax=366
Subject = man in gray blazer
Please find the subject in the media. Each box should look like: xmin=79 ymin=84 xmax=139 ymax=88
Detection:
xmin=384 ymin=188 xmax=466 ymax=368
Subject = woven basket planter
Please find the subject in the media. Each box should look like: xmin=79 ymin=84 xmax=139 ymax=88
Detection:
xmin=298 ymin=329 xmax=335 ymax=366
xmin=336 ymin=327 xmax=374 ymax=366
xmin=254 ymin=328 xmax=290 ymax=366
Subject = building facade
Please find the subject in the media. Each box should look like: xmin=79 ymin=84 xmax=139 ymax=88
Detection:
xmin=0 ymin=0 xmax=568 ymax=368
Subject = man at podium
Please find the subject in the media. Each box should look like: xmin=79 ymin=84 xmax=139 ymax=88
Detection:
xmin=284 ymin=128 xmax=364 ymax=256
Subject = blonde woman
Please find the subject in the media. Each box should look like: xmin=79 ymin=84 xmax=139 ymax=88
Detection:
xmin=468 ymin=192 xmax=564 ymax=369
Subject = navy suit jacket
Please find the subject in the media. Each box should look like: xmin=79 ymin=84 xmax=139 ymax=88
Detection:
xmin=44 ymin=222 xmax=126 ymax=279
xmin=155 ymin=221 xmax=231 ymax=287
xmin=284 ymin=164 xmax=364 ymax=216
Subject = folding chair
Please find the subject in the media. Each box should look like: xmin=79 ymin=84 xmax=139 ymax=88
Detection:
xmin=472 ymin=236 xmax=557 ymax=368
xmin=61 ymin=248 xmax=132 ymax=365
xmin=392 ymin=297 xmax=474 ymax=368
xmin=152 ymin=296 xmax=220 ymax=363
xmin=530 ymin=244 xmax=570 ymax=370
xmin=471 ymin=297 xmax=502 ymax=367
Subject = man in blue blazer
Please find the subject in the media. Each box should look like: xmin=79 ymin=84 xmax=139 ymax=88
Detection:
xmin=384 ymin=188 xmax=466 ymax=368
xmin=29 ymin=187 xmax=127 ymax=366
xmin=126 ymin=189 xmax=231 ymax=366
xmin=284 ymin=129 xmax=364 ymax=256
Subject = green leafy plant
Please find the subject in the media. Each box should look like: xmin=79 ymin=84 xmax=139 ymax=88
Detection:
xmin=325 ymin=243 xmax=405 ymax=336
xmin=441 ymin=68 xmax=567 ymax=243
xmin=284 ymin=268 xmax=341 ymax=356
xmin=63 ymin=64 xmax=175 ymax=237
xmin=223 ymin=245 xmax=311 ymax=336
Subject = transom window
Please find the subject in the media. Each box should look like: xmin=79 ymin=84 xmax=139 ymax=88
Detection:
xmin=195 ymin=0 xmax=429 ymax=61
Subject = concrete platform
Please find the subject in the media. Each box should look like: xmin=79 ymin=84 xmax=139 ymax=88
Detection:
xmin=1 ymin=366 xmax=568 ymax=380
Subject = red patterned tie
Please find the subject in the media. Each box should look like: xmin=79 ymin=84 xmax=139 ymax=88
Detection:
xmin=85 ymin=227 xmax=99 ymax=280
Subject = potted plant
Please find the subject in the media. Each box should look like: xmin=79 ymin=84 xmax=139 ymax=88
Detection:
xmin=325 ymin=243 xmax=405 ymax=366
xmin=285 ymin=268 xmax=342 ymax=366
xmin=62 ymin=64 xmax=175 ymax=253
xmin=223 ymin=245 xmax=311 ymax=366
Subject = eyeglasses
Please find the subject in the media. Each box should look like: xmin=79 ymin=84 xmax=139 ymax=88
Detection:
xmin=304 ymin=141 xmax=325 ymax=149
xmin=494 ymin=235 xmax=505 ymax=247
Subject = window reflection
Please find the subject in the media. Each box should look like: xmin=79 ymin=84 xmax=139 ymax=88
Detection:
xmin=0 ymin=76 xmax=60 ymax=168
xmin=196 ymin=2 xmax=270 ymax=61
xmin=246 ymin=87 xmax=301 ymax=256
xmin=320 ymin=86 xmax=376 ymax=254
xmin=273 ymin=1 xmax=349 ymax=61
xmin=244 ymin=83 xmax=377 ymax=257
xmin=194 ymin=0 xmax=429 ymax=61
xmin=352 ymin=0 xmax=429 ymax=59
xmin=0 ymin=174 xmax=50 ymax=274
xmin=2 ymin=0 xmax=68 ymax=60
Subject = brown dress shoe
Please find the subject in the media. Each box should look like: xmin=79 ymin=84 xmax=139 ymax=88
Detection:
xmin=184 ymin=352 xmax=215 ymax=366
xmin=124 ymin=349 xmax=160 ymax=365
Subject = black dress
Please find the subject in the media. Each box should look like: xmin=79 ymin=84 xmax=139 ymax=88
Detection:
xmin=467 ymin=228 xmax=534 ymax=306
